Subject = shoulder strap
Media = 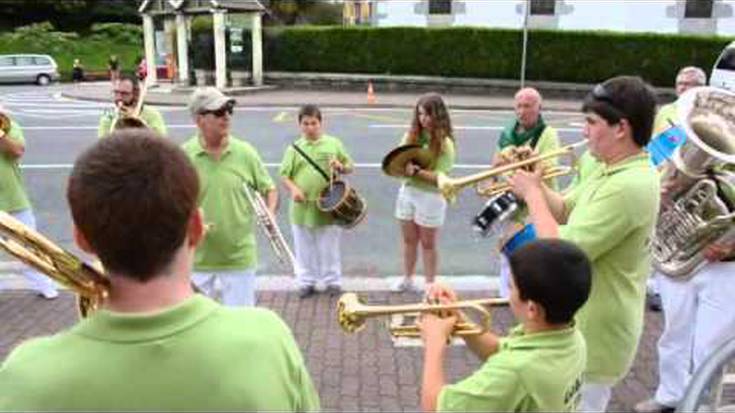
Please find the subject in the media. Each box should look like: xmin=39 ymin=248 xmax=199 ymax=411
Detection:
xmin=291 ymin=143 xmax=330 ymax=183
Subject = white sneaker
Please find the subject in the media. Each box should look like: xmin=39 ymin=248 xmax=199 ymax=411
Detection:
xmin=390 ymin=277 xmax=416 ymax=292
xmin=39 ymin=289 xmax=59 ymax=300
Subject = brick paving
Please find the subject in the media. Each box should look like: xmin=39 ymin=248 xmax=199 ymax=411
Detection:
xmin=0 ymin=289 xmax=663 ymax=412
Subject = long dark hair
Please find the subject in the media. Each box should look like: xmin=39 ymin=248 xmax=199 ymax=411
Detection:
xmin=407 ymin=93 xmax=454 ymax=157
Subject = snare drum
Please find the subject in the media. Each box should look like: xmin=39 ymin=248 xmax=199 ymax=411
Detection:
xmin=318 ymin=180 xmax=367 ymax=228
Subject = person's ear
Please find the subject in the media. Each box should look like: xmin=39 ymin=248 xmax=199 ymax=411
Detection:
xmin=73 ymin=225 xmax=96 ymax=255
xmin=187 ymin=208 xmax=206 ymax=248
xmin=526 ymin=300 xmax=545 ymax=323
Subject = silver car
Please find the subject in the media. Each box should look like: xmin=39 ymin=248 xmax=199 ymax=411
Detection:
xmin=0 ymin=54 xmax=59 ymax=86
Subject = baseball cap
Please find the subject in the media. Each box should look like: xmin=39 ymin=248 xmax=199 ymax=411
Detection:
xmin=188 ymin=87 xmax=236 ymax=117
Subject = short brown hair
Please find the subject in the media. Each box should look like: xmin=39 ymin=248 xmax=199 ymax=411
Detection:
xmin=67 ymin=131 xmax=200 ymax=280
xmin=298 ymin=104 xmax=322 ymax=122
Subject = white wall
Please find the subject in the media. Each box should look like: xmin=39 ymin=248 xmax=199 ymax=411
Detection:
xmin=373 ymin=0 xmax=735 ymax=36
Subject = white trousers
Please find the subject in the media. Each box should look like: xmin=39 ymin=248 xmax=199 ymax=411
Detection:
xmin=192 ymin=269 xmax=256 ymax=307
xmin=4 ymin=209 xmax=58 ymax=296
xmin=292 ymin=224 xmax=342 ymax=288
xmin=578 ymin=382 xmax=612 ymax=412
xmin=498 ymin=253 xmax=511 ymax=299
xmin=654 ymin=261 xmax=735 ymax=406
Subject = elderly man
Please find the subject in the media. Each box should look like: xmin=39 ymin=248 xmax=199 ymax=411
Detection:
xmin=182 ymin=87 xmax=277 ymax=307
xmin=489 ymin=87 xmax=560 ymax=298
xmin=0 ymin=107 xmax=58 ymax=299
xmin=645 ymin=67 xmax=707 ymax=312
xmin=634 ymin=73 xmax=735 ymax=412
xmin=509 ymin=76 xmax=660 ymax=412
xmin=97 ymin=74 xmax=167 ymax=138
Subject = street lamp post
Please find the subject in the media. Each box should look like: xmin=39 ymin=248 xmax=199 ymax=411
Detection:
xmin=520 ymin=0 xmax=530 ymax=88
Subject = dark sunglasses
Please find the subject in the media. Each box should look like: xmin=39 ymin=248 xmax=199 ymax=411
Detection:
xmin=200 ymin=106 xmax=233 ymax=117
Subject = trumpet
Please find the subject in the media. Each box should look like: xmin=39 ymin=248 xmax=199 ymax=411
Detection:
xmin=337 ymin=292 xmax=508 ymax=338
xmin=438 ymin=140 xmax=588 ymax=202
xmin=0 ymin=211 xmax=108 ymax=317
xmin=0 ymin=112 xmax=10 ymax=136
xmin=242 ymin=184 xmax=296 ymax=271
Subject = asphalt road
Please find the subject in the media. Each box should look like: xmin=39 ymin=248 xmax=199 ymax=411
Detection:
xmin=0 ymin=84 xmax=586 ymax=276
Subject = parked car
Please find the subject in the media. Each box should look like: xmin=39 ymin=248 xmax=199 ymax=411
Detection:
xmin=710 ymin=41 xmax=735 ymax=91
xmin=0 ymin=54 xmax=59 ymax=86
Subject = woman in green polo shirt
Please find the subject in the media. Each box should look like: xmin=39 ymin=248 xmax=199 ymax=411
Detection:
xmin=392 ymin=93 xmax=456 ymax=293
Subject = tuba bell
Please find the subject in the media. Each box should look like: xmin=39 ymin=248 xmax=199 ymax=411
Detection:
xmin=651 ymin=86 xmax=735 ymax=278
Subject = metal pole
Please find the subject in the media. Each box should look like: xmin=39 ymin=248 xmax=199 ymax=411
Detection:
xmin=520 ymin=0 xmax=530 ymax=88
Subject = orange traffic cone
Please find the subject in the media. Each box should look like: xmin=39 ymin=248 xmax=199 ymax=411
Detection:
xmin=367 ymin=81 xmax=376 ymax=104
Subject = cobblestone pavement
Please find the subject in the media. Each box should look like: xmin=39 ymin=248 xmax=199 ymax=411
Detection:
xmin=0 ymin=289 xmax=663 ymax=412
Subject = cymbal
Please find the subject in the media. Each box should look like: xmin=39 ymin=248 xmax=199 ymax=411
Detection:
xmin=381 ymin=144 xmax=433 ymax=177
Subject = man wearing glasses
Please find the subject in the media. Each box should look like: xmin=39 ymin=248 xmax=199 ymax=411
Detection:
xmin=97 ymin=75 xmax=167 ymax=138
xmin=508 ymin=76 xmax=660 ymax=412
xmin=182 ymin=87 xmax=277 ymax=307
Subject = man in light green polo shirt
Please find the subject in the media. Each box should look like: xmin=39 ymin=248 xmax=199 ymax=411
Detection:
xmin=419 ymin=239 xmax=591 ymax=412
xmin=182 ymin=87 xmax=277 ymax=307
xmin=97 ymin=74 xmax=167 ymax=138
xmin=489 ymin=87 xmax=561 ymax=299
xmin=509 ymin=76 xmax=660 ymax=412
xmin=0 ymin=108 xmax=58 ymax=299
xmin=0 ymin=131 xmax=319 ymax=411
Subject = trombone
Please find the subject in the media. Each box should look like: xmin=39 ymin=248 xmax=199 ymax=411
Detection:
xmin=242 ymin=184 xmax=296 ymax=271
xmin=337 ymin=292 xmax=508 ymax=338
xmin=109 ymin=78 xmax=149 ymax=133
xmin=438 ymin=140 xmax=588 ymax=202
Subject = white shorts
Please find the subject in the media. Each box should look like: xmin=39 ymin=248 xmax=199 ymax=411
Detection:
xmin=394 ymin=184 xmax=447 ymax=228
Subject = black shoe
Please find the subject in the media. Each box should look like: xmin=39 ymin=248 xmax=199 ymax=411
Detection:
xmin=298 ymin=285 xmax=316 ymax=299
xmin=325 ymin=285 xmax=343 ymax=296
xmin=648 ymin=293 xmax=662 ymax=312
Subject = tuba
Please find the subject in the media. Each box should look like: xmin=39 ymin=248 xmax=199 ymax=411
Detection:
xmin=651 ymin=87 xmax=735 ymax=279
xmin=0 ymin=211 xmax=108 ymax=316
xmin=242 ymin=184 xmax=296 ymax=271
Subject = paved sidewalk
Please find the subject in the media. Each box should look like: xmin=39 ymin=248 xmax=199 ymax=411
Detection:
xmin=0 ymin=289 xmax=664 ymax=412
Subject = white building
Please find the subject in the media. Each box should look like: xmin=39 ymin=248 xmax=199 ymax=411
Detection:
xmin=343 ymin=0 xmax=735 ymax=36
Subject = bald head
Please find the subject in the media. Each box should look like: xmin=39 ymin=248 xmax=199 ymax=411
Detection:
xmin=514 ymin=87 xmax=543 ymax=130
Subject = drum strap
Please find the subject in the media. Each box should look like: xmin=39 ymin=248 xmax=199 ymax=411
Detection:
xmin=292 ymin=143 xmax=331 ymax=183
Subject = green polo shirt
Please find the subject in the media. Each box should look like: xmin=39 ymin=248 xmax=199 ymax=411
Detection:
xmin=0 ymin=120 xmax=31 ymax=212
xmin=560 ymin=152 xmax=660 ymax=384
xmin=279 ymin=135 xmax=353 ymax=228
xmin=0 ymin=295 xmax=320 ymax=411
xmin=98 ymin=105 xmax=168 ymax=138
xmin=182 ymin=135 xmax=275 ymax=271
xmin=400 ymin=132 xmax=455 ymax=192
xmin=438 ymin=324 xmax=586 ymax=412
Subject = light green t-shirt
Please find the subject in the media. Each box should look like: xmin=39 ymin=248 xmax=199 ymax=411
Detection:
xmin=560 ymin=152 xmax=660 ymax=383
xmin=653 ymin=102 xmax=678 ymax=136
xmin=182 ymin=136 xmax=275 ymax=271
xmin=98 ymin=105 xmax=168 ymax=138
xmin=400 ymin=132 xmax=455 ymax=192
xmin=438 ymin=325 xmax=586 ymax=412
xmin=0 ymin=295 xmax=319 ymax=411
xmin=279 ymin=135 xmax=354 ymax=228
xmin=0 ymin=120 xmax=31 ymax=212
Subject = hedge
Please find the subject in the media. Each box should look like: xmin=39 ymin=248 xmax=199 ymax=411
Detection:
xmin=264 ymin=26 xmax=732 ymax=86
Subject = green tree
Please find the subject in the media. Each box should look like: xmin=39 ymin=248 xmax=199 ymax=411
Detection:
xmin=264 ymin=0 xmax=341 ymax=26
xmin=0 ymin=0 xmax=140 ymax=32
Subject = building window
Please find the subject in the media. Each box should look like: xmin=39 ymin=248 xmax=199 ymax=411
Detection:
xmin=530 ymin=0 xmax=556 ymax=15
xmin=684 ymin=0 xmax=714 ymax=18
xmin=428 ymin=0 xmax=452 ymax=15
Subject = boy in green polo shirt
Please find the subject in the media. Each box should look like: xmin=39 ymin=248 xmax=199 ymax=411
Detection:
xmin=508 ymin=76 xmax=660 ymax=412
xmin=0 ymin=131 xmax=319 ymax=411
xmin=280 ymin=104 xmax=354 ymax=298
xmin=419 ymin=239 xmax=591 ymax=412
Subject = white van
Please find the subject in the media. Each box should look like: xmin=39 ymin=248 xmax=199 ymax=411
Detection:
xmin=0 ymin=54 xmax=59 ymax=86
xmin=710 ymin=41 xmax=735 ymax=91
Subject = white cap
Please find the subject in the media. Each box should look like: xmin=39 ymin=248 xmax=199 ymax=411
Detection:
xmin=188 ymin=87 xmax=236 ymax=117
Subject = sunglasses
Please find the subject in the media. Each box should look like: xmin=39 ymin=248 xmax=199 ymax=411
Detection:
xmin=200 ymin=106 xmax=233 ymax=117
xmin=591 ymin=83 xmax=626 ymax=118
